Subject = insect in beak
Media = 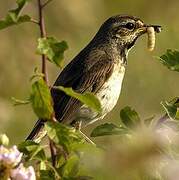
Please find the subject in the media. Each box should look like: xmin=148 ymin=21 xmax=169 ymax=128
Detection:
xmin=144 ymin=24 xmax=162 ymax=51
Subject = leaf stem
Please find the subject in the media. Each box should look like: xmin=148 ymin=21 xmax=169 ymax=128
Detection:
xmin=30 ymin=18 xmax=39 ymax=25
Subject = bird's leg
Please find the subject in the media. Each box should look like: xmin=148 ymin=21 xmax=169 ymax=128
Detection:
xmin=79 ymin=131 xmax=95 ymax=145
xmin=75 ymin=120 xmax=82 ymax=131
xmin=74 ymin=121 xmax=95 ymax=145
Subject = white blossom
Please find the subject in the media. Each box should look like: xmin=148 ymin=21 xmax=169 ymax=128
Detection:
xmin=11 ymin=163 xmax=36 ymax=180
xmin=0 ymin=145 xmax=22 ymax=166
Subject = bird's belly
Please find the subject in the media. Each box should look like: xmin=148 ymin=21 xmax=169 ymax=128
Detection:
xmin=76 ymin=65 xmax=125 ymax=125
xmin=96 ymin=67 xmax=125 ymax=114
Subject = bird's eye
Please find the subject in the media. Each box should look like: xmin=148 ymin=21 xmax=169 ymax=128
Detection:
xmin=125 ymin=22 xmax=135 ymax=30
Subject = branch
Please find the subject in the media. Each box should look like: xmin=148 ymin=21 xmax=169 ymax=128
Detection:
xmin=37 ymin=0 xmax=56 ymax=167
xmin=49 ymin=140 xmax=57 ymax=167
xmin=42 ymin=0 xmax=54 ymax=8
xmin=37 ymin=0 xmax=48 ymax=83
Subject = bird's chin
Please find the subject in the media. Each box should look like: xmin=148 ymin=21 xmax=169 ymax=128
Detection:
xmin=126 ymin=37 xmax=138 ymax=50
xmin=126 ymin=30 xmax=147 ymax=50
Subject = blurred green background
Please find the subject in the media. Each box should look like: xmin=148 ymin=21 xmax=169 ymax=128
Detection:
xmin=0 ymin=0 xmax=178 ymax=144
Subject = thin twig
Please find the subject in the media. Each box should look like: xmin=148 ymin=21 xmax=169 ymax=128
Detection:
xmin=37 ymin=0 xmax=48 ymax=84
xmin=42 ymin=0 xmax=54 ymax=8
xmin=49 ymin=140 xmax=57 ymax=167
xmin=37 ymin=0 xmax=56 ymax=167
xmin=30 ymin=18 xmax=39 ymax=25
xmin=57 ymin=146 xmax=69 ymax=161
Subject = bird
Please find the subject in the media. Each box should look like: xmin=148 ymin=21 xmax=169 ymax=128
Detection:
xmin=26 ymin=15 xmax=161 ymax=142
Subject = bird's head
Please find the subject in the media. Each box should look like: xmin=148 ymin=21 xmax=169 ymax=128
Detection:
xmin=97 ymin=15 xmax=161 ymax=51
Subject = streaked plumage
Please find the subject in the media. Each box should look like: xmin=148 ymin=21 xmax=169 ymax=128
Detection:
xmin=26 ymin=15 xmax=161 ymax=142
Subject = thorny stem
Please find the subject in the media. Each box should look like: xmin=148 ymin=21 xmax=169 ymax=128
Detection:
xmin=37 ymin=0 xmax=57 ymax=168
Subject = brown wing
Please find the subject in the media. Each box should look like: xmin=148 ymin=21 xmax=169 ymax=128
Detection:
xmin=51 ymin=50 xmax=114 ymax=124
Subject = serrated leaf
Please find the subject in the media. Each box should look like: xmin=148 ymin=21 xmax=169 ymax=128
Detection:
xmin=0 ymin=0 xmax=32 ymax=30
xmin=90 ymin=123 xmax=127 ymax=137
xmin=18 ymin=140 xmax=46 ymax=161
xmin=120 ymin=106 xmax=140 ymax=128
xmin=11 ymin=97 xmax=30 ymax=106
xmin=37 ymin=37 xmax=68 ymax=67
xmin=161 ymin=101 xmax=179 ymax=120
xmin=45 ymin=122 xmax=82 ymax=151
xmin=30 ymin=78 xmax=54 ymax=119
xmin=54 ymin=86 xmax=102 ymax=113
xmin=159 ymin=49 xmax=179 ymax=72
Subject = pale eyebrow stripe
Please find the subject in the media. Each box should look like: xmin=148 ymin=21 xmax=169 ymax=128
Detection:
xmin=136 ymin=20 xmax=144 ymax=27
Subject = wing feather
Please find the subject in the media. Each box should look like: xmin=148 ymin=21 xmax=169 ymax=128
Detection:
xmin=51 ymin=50 xmax=114 ymax=124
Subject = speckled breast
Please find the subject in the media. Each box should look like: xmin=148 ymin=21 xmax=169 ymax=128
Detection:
xmin=76 ymin=63 xmax=125 ymax=125
xmin=96 ymin=63 xmax=125 ymax=115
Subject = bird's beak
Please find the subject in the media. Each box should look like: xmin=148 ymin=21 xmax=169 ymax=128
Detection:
xmin=137 ymin=23 xmax=162 ymax=35
xmin=135 ymin=21 xmax=162 ymax=51
xmin=144 ymin=24 xmax=162 ymax=33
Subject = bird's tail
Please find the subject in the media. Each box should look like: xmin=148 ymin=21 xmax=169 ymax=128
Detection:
xmin=26 ymin=119 xmax=47 ymax=143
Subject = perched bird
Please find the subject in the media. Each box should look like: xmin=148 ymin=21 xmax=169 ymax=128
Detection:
xmin=26 ymin=15 xmax=161 ymax=142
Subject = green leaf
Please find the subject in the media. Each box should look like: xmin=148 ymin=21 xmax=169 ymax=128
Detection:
xmin=0 ymin=0 xmax=32 ymax=30
xmin=159 ymin=49 xmax=179 ymax=72
xmin=11 ymin=97 xmax=30 ymax=106
xmin=73 ymin=176 xmax=93 ymax=180
xmin=120 ymin=106 xmax=140 ymax=128
xmin=62 ymin=154 xmax=79 ymax=178
xmin=45 ymin=122 xmax=83 ymax=151
xmin=40 ymin=161 xmax=47 ymax=170
xmin=54 ymin=86 xmax=102 ymax=113
xmin=30 ymin=78 xmax=54 ymax=119
xmin=40 ymin=170 xmax=56 ymax=180
xmin=161 ymin=100 xmax=179 ymax=120
xmin=18 ymin=140 xmax=46 ymax=161
xmin=90 ymin=123 xmax=127 ymax=137
xmin=37 ymin=37 xmax=68 ymax=67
